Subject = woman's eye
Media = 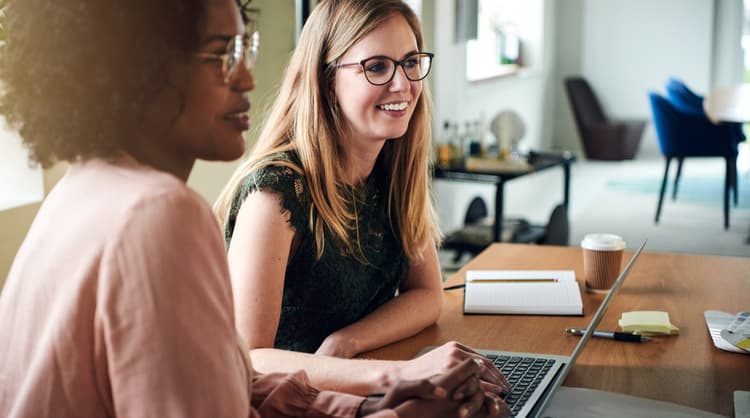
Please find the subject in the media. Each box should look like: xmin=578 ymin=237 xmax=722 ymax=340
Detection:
xmin=403 ymin=58 xmax=419 ymax=68
xmin=365 ymin=60 xmax=389 ymax=74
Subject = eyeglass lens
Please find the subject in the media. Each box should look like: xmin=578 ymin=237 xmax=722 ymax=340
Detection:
xmin=362 ymin=53 xmax=432 ymax=86
xmin=224 ymin=32 xmax=260 ymax=80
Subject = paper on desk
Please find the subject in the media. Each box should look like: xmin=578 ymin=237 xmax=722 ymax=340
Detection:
xmin=704 ymin=310 xmax=749 ymax=354
xmin=720 ymin=311 xmax=750 ymax=353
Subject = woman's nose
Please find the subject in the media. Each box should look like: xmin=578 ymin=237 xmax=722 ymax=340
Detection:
xmin=388 ymin=65 xmax=410 ymax=92
xmin=231 ymin=62 xmax=255 ymax=93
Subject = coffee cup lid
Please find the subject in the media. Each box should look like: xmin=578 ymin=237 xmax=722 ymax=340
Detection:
xmin=581 ymin=233 xmax=626 ymax=251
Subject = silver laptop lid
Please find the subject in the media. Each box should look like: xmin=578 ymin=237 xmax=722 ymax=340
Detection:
xmin=534 ymin=239 xmax=647 ymax=417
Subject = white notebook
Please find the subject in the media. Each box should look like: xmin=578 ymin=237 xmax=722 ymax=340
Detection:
xmin=463 ymin=270 xmax=583 ymax=315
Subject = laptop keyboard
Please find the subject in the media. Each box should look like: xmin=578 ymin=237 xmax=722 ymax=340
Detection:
xmin=486 ymin=354 xmax=556 ymax=417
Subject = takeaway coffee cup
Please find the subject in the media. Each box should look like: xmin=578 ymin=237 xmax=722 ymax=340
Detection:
xmin=581 ymin=233 xmax=626 ymax=293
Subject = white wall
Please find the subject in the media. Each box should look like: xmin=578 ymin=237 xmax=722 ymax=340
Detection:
xmin=582 ymin=0 xmax=714 ymax=116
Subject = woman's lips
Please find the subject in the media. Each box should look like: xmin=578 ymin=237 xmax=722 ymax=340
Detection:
xmin=225 ymin=112 xmax=250 ymax=131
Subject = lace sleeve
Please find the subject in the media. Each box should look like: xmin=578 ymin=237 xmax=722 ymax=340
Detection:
xmin=225 ymin=160 xmax=310 ymax=246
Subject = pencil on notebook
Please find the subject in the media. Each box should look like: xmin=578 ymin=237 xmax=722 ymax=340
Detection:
xmin=470 ymin=278 xmax=559 ymax=283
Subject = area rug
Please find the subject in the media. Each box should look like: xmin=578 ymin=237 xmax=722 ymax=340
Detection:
xmin=606 ymin=175 xmax=749 ymax=210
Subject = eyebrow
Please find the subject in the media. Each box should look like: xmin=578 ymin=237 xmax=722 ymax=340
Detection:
xmin=355 ymin=50 xmax=421 ymax=62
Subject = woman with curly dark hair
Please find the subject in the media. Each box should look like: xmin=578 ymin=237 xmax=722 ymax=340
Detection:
xmin=0 ymin=0 xmax=501 ymax=417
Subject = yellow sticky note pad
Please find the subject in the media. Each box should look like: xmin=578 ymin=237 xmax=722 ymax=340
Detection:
xmin=619 ymin=311 xmax=680 ymax=335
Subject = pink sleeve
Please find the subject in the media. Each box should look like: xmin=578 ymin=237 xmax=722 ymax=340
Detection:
xmin=96 ymin=189 xmax=255 ymax=417
xmin=251 ymin=370 xmax=365 ymax=418
xmin=364 ymin=411 xmax=399 ymax=418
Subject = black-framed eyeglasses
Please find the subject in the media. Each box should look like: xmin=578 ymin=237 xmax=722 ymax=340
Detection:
xmin=334 ymin=52 xmax=434 ymax=86
xmin=193 ymin=31 xmax=260 ymax=83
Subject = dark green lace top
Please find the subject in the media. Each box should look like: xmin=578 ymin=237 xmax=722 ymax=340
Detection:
xmin=224 ymin=151 xmax=408 ymax=353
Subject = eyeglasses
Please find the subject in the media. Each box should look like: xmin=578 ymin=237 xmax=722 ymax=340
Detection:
xmin=193 ymin=32 xmax=260 ymax=83
xmin=334 ymin=52 xmax=434 ymax=86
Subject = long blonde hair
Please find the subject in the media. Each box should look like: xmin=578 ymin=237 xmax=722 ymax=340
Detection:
xmin=215 ymin=0 xmax=440 ymax=262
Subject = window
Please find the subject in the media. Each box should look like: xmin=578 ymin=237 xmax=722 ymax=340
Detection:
xmin=465 ymin=0 xmax=544 ymax=82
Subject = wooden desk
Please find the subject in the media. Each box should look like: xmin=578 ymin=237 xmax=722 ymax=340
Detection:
xmin=364 ymin=244 xmax=750 ymax=417
xmin=434 ymin=152 xmax=576 ymax=243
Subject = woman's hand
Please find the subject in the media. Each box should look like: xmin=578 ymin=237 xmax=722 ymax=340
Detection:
xmin=356 ymin=379 xmax=447 ymax=417
xmin=358 ymin=358 xmax=508 ymax=418
xmin=402 ymin=341 xmax=511 ymax=396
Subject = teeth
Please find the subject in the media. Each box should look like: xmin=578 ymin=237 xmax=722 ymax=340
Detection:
xmin=378 ymin=102 xmax=408 ymax=111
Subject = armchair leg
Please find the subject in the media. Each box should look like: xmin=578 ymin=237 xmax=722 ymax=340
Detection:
xmin=724 ymin=157 xmax=731 ymax=230
xmin=656 ymin=157 xmax=671 ymax=224
xmin=672 ymin=157 xmax=683 ymax=201
xmin=733 ymin=156 xmax=739 ymax=206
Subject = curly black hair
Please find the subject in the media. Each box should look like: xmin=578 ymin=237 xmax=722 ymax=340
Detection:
xmin=0 ymin=0 xmax=252 ymax=169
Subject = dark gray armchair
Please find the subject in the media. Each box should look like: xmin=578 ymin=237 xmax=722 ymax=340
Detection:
xmin=565 ymin=76 xmax=646 ymax=160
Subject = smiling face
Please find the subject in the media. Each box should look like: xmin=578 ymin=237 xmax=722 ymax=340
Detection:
xmin=333 ymin=13 xmax=423 ymax=147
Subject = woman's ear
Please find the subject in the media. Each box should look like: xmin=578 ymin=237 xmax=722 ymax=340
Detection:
xmin=141 ymin=58 xmax=186 ymax=131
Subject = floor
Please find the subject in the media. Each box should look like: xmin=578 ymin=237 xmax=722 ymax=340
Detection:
xmin=438 ymin=144 xmax=750 ymax=274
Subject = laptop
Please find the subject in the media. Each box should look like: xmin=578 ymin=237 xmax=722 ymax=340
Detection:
xmin=423 ymin=239 xmax=647 ymax=418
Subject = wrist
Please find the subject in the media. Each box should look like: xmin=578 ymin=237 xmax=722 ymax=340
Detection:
xmin=379 ymin=361 xmax=405 ymax=390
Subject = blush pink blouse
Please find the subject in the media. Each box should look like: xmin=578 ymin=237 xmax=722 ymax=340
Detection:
xmin=0 ymin=158 xmax=396 ymax=418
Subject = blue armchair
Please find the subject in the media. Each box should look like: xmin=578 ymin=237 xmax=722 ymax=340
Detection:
xmin=664 ymin=78 xmax=744 ymax=204
xmin=648 ymin=92 xmax=739 ymax=229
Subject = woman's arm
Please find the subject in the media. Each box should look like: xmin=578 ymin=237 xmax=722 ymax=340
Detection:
xmin=228 ymin=190 xmax=509 ymax=396
xmin=315 ymin=244 xmax=444 ymax=358
xmin=227 ymin=190 xmax=294 ymax=349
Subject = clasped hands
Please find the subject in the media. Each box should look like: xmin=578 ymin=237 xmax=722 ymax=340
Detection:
xmin=317 ymin=338 xmax=511 ymax=417
xmin=357 ymin=357 xmax=510 ymax=418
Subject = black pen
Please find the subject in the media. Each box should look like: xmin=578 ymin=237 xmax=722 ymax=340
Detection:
xmin=565 ymin=327 xmax=652 ymax=343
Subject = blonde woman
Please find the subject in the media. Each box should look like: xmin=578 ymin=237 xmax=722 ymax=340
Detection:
xmin=215 ymin=0 xmax=509 ymax=398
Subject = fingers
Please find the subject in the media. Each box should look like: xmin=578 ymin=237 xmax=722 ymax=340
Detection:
xmin=452 ymin=374 xmax=480 ymax=401
xmin=457 ymin=389 xmax=485 ymax=418
xmin=436 ymin=342 xmax=511 ymax=394
xmin=479 ymin=381 xmax=508 ymax=399
xmin=476 ymin=357 xmax=511 ymax=394
xmin=483 ymin=392 xmax=510 ymax=417
xmin=430 ymin=358 xmax=481 ymax=391
xmin=380 ymin=379 xmax=448 ymax=409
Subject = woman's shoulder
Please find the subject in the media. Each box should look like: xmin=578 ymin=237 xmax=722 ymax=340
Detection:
xmin=238 ymin=150 xmax=305 ymax=192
